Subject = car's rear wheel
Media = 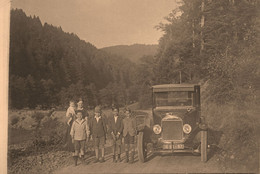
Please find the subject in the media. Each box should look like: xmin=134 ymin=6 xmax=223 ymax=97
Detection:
xmin=137 ymin=131 xmax=146 ymax=163
xmin=201 ymin=130 xmax=207 ymax=162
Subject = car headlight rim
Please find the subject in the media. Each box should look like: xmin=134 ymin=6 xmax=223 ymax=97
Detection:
xmin=153 ymin=124 xmax=162 ymax=134
xmin=183 ymin=124 xmax=192 ymax=134
xmin=187 ymin=107 xmax=192 ymax=112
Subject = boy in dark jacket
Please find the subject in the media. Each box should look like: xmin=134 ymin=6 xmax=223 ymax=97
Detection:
xmin=122 ymin=108 xmax=136 ymax=164
xmin=89 ymin=106 xmax=107 ymax=163
xmin=108 ymin=107 xmax=123 ymax=162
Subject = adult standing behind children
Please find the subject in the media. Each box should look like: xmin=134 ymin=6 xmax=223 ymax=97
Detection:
xmin=89 ymin=106 xmax=107 ymax=163
xmin=108 ymin=107 xmax=123 ymax=162
xmin=70 ymin=111 xmax=90 ymax=166
xmin=122 ymin=108 xmax=136 ymax=164
xmin=64 ymin=100 xmax=76 ymax=152
xmin=76 ymin=99 xmax=89 ymax=120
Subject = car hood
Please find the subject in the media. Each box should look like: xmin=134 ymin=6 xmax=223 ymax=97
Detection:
xmin=153 ymin=106 xmax=195 ymax=121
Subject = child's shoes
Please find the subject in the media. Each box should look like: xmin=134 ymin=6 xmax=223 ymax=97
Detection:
xmin=100 ymin=157 xmax=105 ymax=163
xmin=73 ymin=156 xmax=78 ymax=166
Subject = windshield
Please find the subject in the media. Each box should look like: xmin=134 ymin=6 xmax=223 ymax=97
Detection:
xmin=154 ymin=91 xmax=193 ymax=107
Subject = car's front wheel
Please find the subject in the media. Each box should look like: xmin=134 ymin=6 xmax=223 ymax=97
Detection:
xmin=201 ymin=130 xmax=208 ymax=162
xmin=137 ymin=131 xmax=146 ymax=163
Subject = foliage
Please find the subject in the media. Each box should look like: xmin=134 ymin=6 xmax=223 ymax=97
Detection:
xmin=154 ymin=0 xmax=202 ymax=83
xmin=9 ymin=9 xmax=139 ymax=109
xmin=137 ymin=86 xmax=152 ymax=109
xmin=206 ymin=50 xmax=259 ymax=105
xmin=11 ymin=116 xmax=19 ymax=126
xmin=130 ymin=55 xmax=155 ymax=108
xmin=203 ymin=103 xmax=258 ymax=170
xmin=102 ymin=44 xmax=158 ymax=63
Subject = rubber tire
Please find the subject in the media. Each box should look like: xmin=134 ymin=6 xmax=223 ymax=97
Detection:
xmin=201 ymin=130 xmax=207 ymax=162
xmin=137 ymin=132 xmax=145 ymax=163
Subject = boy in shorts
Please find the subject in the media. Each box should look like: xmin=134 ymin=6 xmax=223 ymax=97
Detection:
xmin=70 ymin=111 xmax=90 ymax=166
xmin=89 ymin=106 xmax=107 ymax=163
xmin=122 ymin=108 xmax=136 ymax=164
xmin=108 ymin=107 xmax=123 ymax=162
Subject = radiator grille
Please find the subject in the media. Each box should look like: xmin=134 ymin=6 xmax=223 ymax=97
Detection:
xmin=162 ymin=120 xmax=183 ymax=140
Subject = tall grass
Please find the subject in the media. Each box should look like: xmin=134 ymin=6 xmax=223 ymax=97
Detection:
xmin=202 ymin=102 xmax=258 ymax=170
xmin=8 ymin=110 xmax=66 ymax=162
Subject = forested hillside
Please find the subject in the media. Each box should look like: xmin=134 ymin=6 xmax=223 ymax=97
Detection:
xmin=101 ymin=44 xmax=158 ymax=63
xmin=9 ymin=9 xmax=139 ymax=109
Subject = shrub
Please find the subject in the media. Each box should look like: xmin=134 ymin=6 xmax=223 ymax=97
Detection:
xmin=220 ymin=112 xmax=257 ymax=157
xmin=29 ymin=111 xmax=66 ymax=152
xmin=203 ymin=102 xmax=258 ymax=170
xmin=11 ymin=116 xmax=19 ymax=126
xmin=31 ymin=112 xmax=45 ymax=124
xmin=138 ymin=94 xmax=152 ymax=109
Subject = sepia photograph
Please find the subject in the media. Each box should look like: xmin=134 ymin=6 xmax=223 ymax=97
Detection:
xmin=1 ymin=0 xmax=259 ymax=173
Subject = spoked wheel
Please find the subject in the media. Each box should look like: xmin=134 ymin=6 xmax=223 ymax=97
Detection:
xmin=137 ymin=132 xmax=147 ymax=163
xmin=201 ymin=130 xmax=208 ymax=162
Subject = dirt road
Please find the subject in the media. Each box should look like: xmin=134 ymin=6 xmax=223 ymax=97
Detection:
xmin=53 ymin=151 xmax=239 ymax=174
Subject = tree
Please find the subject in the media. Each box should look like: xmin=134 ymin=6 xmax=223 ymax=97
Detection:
xmin=9 ymin=9 xmax=140 ymax=108
xmin=9 ymin=75 xmax=28 ymax=109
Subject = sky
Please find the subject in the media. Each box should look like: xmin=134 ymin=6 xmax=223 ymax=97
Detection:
xmin=11 ymin=0 xmax=177 ymax=48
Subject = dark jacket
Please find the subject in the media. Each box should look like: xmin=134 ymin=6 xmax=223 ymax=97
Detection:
xmin=108 ymin=115 xmax=123 ymax=138
xmin=89 ymin=116 xmax=107 ymax=138
xmin=122 ymin=117 xmax=136 ymax=137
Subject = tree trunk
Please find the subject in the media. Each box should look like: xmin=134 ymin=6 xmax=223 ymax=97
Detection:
xmin=200 ymin=0 xmax=205 ymax=54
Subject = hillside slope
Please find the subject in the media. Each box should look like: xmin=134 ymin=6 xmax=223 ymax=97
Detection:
xmin=9 ymin=9 xmax=137 ymax=108
xmin=101 ymin=44 xmax=158 ymax=63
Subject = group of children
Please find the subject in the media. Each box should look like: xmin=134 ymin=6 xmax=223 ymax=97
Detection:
xmin=65 ymin=100 xmax=136 ymax=166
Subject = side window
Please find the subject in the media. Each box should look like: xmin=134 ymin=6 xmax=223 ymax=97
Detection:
xmin=190 ymin=92 xmax=194 ymax=106
xmin=187 ymin=92 xmax=193 ymax=106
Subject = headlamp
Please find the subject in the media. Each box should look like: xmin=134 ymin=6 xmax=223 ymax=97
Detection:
xmin=183 ymin=124 xmax=192 ymax=134
xmin=153 ymin=124 xmax=162 ymax=134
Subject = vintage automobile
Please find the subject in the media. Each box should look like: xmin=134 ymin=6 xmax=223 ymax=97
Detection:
xmin=136 ymin=84 xmax=208 ymax=162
